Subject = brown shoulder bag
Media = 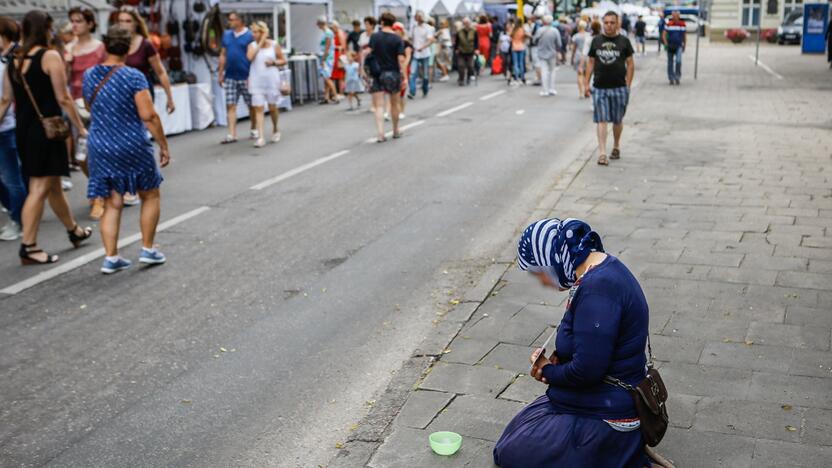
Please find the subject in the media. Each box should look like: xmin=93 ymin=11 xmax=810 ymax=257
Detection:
xmin=20 ymin=72 xmax=70 ymax=141
xmin=603 ymin=336 xmax=669 ymax=447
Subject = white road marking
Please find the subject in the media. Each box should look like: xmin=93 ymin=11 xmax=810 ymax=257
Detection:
xmin=250 ymin=150 xmax=350 ymax=190
xmin=516 ymin=109 xmax=525 ymax=115
xmin=0 ymin=206 xmax=211 ymax=296
xmin=747 ymin=55 xmax=784 ymax=80
xmin=364 ymin=120 xmax=426 ymax=143
xmin=480 ymin=90 xmax=506 ymax=101
xmin=436 ymin=102 xmax=473 ymax=117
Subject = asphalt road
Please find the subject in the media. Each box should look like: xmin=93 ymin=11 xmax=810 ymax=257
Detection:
xmin=0 ymin=67 xmax=599 ymax=467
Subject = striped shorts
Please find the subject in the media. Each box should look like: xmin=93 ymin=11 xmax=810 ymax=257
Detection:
xmin=592 ymin=86 xmax=630 ymax=123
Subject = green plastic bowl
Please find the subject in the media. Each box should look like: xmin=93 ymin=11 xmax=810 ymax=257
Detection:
xmin=429 ymin=431 xmax=462 ymax=456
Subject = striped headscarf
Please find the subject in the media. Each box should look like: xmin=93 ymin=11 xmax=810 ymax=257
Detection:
xmin=517 ymin=218 xmax=604 ymax=289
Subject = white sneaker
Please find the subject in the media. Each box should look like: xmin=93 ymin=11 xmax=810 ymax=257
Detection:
xmin=384 ymin=112 xmax=390 ymax=121
xmin=271 ymin=132 xmax=281 ymax=143
xmin=254 ymin=138 xmax=266 ymax=148
xmin=0 ymin=221 xmax=21 ymax=241
xmin=123 ymin=193 xmax=140 ymax=206
xmin=250 ymin=130 xmax=259 ymax=140
xmin=61 ymin=178 xmax=73 ymax=191
xmin=550 ymin=90 xmax=558 ymax=96
xmin=399 ymin=113 xmax=406 ymax=120
xmin=439 ymin=75 xmax=450 ymax=82
xmin=539 ymin=91 xmax=549 ymax=96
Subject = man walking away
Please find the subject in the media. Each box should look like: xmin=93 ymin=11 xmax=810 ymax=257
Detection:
xmin=409 ymin=11 xmax=434 ymax=98
xmin=585 ymin=11 xmax=634 ymax=166
xmin=218 ymin=11 xmax=256 ymax=144
xmin=634 ymin=15 xmax=646 ymax=55
xmin=455 ymin=17 xmax=477 ymax=86
xmin=368 ymin=12 xmax=406 ymax=142
xmin=534 ymin=15 xmax=561 ymax=97
xmin=663 ymin=10 xmax=686 ymax=85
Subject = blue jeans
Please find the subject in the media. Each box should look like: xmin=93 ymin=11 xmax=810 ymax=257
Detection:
xmin=408 ymin=57 xmax=430 ymax=96
xmin=511 ymin=50 xmax=526 ymax=81
xmin=0 ymin=129 xmax=26 ymax=224
xmin=667 ymin=47 xmax=683 ymax=81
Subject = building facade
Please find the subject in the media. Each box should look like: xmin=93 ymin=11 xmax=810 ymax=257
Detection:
xmin=708 ymin=0 xmax=820 ymax=40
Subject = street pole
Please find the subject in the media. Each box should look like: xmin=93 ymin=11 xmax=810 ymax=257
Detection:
xmin=694 ymin=7 xmax=701 ymax=79
xmin=754 ymin=11 xmax=761 ymax=65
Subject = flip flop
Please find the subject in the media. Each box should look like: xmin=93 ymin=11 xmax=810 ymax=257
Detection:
xmin=392 ymin=132 xmax=402 ymax=139
xmin=597 ymin=154 xmax=609 ymax=166
xmin=220 ymin=136 xmax=237 ymax=144
xmin=610 ymin=148 xmax=621 ymax=159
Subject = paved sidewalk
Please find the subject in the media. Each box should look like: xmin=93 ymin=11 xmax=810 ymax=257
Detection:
xmin=331 ymin=43 xmax=832 ymax=467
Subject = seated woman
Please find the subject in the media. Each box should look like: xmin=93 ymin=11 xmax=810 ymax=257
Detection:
xmin=494 ymin=218 xmax=650 ymax=468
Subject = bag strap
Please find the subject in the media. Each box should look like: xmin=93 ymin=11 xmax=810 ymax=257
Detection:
xmin=603 ymin=333 xmax=656 ymax=389
xmin=20 ymin=72 xmax=44 ymax=120
xmin=85 ymin=65 xmax=122 ymax=111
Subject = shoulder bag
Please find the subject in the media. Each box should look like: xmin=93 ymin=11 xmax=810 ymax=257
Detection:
xmin=19 ymin=68 xmax=70 ymax=141
xmin=603 ymin=335 xmax=669 ymax=447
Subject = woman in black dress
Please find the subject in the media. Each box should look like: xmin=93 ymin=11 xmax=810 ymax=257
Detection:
xmin=0 ymin=10 xmax=91 ymax=264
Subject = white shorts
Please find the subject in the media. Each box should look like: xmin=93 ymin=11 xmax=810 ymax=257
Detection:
xmin=251 ymin=92 xmax=280 ymax=107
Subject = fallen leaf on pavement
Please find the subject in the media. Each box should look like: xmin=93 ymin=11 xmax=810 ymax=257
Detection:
xmin=785 ymin=425 xmax=797 ymax=432
xmin=781 ymin=404 xmax=793 ymax=411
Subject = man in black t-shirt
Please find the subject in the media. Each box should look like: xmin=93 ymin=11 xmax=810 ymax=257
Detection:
xmin=367 ymin=12 xmax=406 ymax=142
xmin=634 ymin=15 xmax=646 ymax=55
xmin=585 ymin=11 xmax=634 ymax=166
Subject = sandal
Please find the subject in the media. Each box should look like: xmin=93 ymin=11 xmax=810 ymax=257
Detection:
xmin=19 ymin=243 xmax=59 ymax=265
xmin=610 ymin=148 xmax=621 ymax=159
xmin=392 ymin=132 xmax=402 ymax=139
xmin=376 ymin=136 xmax=387 ymax=143
xmin=220 ymin=135 xmax=237 ymax=144
xmin=68 ymin=224 xmax=93 ymax=248
xmin=597 ymin=154 xmax=609 ymax=166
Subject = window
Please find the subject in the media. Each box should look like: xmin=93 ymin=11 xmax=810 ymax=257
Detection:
xmin=784 ymin=0 xmax=803 ymax=18
xmin=742 ymin=0 xmax=762 ymax=26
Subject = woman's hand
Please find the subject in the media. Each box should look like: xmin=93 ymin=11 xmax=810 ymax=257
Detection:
xmin=166 ymin=98 xmax=175 ymax=114
xmin=159 ymin=146 xmax=170 ymax=168
xmin=78 ymin=127 xmax=89 ymax=139
xmin=529 ymin=348 xmax=558 ymax=384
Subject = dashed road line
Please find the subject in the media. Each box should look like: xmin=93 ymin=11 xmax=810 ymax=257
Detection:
xmin=436 ymin=102 xmax=473 ymax=117
xmin=0 ymin=206 xmax=211 ymax=296
xmin=480 ymin=90 xmax=506 ymax=101
xmin=250 ymin=150 xmax=350 ymax=190
xmin=748 ymin=55 xmax=784 ymax=80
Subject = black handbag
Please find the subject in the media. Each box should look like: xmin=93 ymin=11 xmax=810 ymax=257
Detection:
xmin=603 ymin=336 xmax=669 ymax=447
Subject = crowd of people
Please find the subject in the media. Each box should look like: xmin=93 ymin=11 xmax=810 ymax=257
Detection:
xmin=0 ymin=6 xmax=658 ymax=273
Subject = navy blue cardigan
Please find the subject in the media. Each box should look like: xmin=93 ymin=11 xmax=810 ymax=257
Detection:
xmin=541 ymin=255 xmax=648 ymax=420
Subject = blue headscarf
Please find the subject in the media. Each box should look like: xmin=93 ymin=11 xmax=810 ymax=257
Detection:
xmin=517 ymin=218 xmax=604 ymax=289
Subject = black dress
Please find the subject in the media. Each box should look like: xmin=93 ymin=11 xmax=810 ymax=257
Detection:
xmin=7 ymin=48 xmax=69 ymax=177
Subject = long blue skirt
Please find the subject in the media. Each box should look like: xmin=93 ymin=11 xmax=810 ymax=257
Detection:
xmin=493 ymin=396 xmax=649 ymax=468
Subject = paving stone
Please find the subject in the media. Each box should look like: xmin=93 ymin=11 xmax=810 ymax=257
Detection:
xmin=659 ymin=363 xmax=751 ymax=399
xmin=744 ymin=285 xmax=819 ymax=310
xmin=698 ymin=342 xmax=791 ymax=374
xmin=773 ymin=244 xmax=832 ymax=260
xmin=685 ymin=230 xmax=743 ymax=242
xmin=650 ymin=334 xmax=705 ymax=364
xmin=659 ymin=428 xmax=753 ymax=468
xmin=662 ymin=316 xmax=749 ymax=343
xmin=368 ymin=426 xmax=496 ymax=468
xmin=808 ymin=259 xmax=832 ymax=274
xmin=466 ymin=297 xmax=526 ymax=322
xmin=667 ymin=393 xmax=699 ymax=429
xmin=751 ymin=439 xmax=831 ymax=468
xmin=708 ymin=267 xmax=778 ymax=286
xmin=789 ymin=348 xmax=832 ymax=378
xmin=677 ymin=249 xmax=743 ymax=267
xmin=784 ymin=306 xmax=832 ymax=328
xmin=498 ymin=375 xmax=543 ymax=404
xmin=776 ymin=271 xmax=832 ymax=291
xmin=443 ymin=302 xmax=480 ymax=323
xmin=419 ymin=362 xmax=515 ymax=397
xmin=800 ymin=407 xmax=832 ymax=446
xmin=395 ymin=390 xmax=455 ymax=430
xmin=413 ymin=320 xmax=464 ymax=357
xmin=428 ymin=394 xmax=524 ymax=442
xmin=530 ymin=326 xmax=557 ymax=348
xmin=748 ymin=372 xmax=832 ymax=409
xmin=443 ymin=337 xmax=498 ymax=365
xmin=746 ymin=322 xmax=830 ymax=350
xmin=693 ymin=398 xmax=803 ymax=443
xmin=740 ymin=254 xmax=808 ymax=272
xmin=479 ymin=343 xmax=535 ymax=374
xmin=641 ymin=263 xmax=711 ymax=281
xmin=460 ymin=314 xmax=545 ymax=346
xmin=803 ymin=236 xmax=832 ymax=249
xmin=462 ymin=263 xmax=509 ymax=303
xmin=512 ymin=303 xmax=563 ymax=328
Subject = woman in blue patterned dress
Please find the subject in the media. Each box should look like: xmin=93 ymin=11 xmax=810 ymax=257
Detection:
xmin=83 ymin=26 xmax=170 ymax=274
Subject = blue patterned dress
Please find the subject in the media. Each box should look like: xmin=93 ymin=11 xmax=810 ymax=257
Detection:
xmin=83 ymin=65 xmax=162 ymax=199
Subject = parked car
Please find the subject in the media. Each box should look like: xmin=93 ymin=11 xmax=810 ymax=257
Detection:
xmin=643 ymin=15 xmax=661 ymax=39
xmin=679 ymin=14 xmax=701 ymax=33
xmin=777 ymin=10 xmax=803 ymax=45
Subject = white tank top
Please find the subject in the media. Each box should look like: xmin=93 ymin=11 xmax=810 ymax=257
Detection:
xmin=249 ymin=40 xmax=281 ymax=94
